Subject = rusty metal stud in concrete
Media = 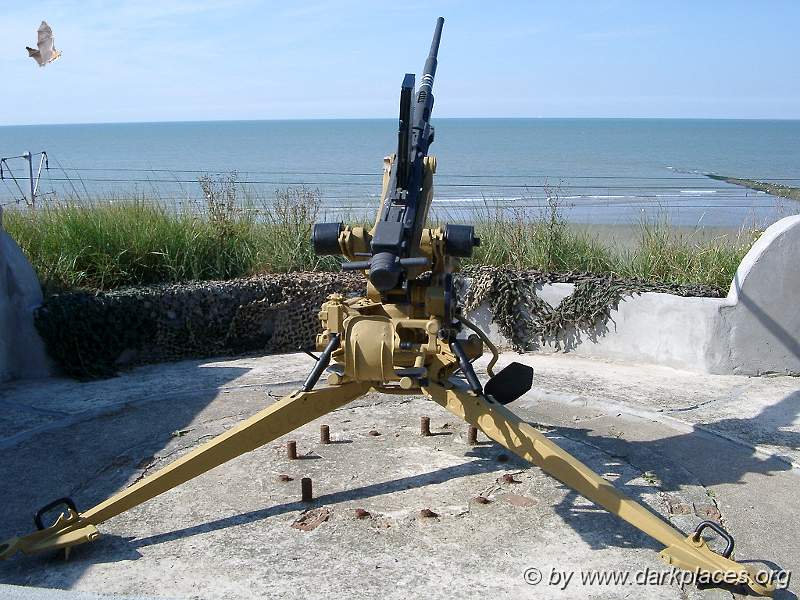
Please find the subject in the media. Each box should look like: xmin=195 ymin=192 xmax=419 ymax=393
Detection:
xmin=467 ymin=425 xmax=478 ymax=445
xmin=301 ymin=477 xmax=313 ymax=502
xmin=420 ymin=416 xmax=431 ymax=437
xmin=287 ymin=440 xmax=298 ymax=460
xmin=320 ymin=424 xmax=331 ymax=444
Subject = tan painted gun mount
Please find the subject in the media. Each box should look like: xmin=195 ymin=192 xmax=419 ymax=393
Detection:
xmin=0 ymin=155 xmax=776 ymax=597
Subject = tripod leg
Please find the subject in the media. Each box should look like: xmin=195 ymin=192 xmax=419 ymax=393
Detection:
xmin=1 ymin=382 xmax=371 ymax=559
xmin=423 ymin=383 xmax=774 ymax=596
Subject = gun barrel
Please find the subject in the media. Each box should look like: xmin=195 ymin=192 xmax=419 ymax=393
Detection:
xmin=421 ymin=17 xmax=444 ymax=90
xmin=428 ymin=17 xmax=444 ymax=59
xmin=315 ymin=17 xmax=447 ymax=294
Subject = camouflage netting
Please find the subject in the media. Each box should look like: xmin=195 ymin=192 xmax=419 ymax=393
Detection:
xmin=35 ymin=268 xmax=723 ymax=380
xmin=35 ymin=272 xmax=363 ymax=379
xmin=459 ymin=267 xmax=723 ymax=352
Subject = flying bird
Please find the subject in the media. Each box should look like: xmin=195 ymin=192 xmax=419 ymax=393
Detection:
xmin=26 ymin=21 xmax=61 ymax=67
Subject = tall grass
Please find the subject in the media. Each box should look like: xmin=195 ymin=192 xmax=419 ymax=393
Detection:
xmin=618 ymin=216 xmax=756 ymax=289
xmin=467 ymin=195 xmax=617 ymax=274
xmin=3 ymin=184 xmax=757 ymax=294
xmin=464 ymin=191 xmax=756 ymax=291
xmin=3 ymin=180 xmax=337 ymax=292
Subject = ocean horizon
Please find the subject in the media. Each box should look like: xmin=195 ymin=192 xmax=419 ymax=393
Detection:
xmin=1 ymin=118 xmax=797 ymax=228
xmin=5 ymin=116 xmax=800 ymax=127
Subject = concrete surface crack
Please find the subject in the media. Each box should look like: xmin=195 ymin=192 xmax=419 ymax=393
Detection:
xmin=67 ymin=439 xmax=157 ymax=497
xmin=194 ymin=411 xmax=251 ymax=428
xmin=132 ymin=434 xmax=217 ymax=484
xmin=660 ymin=398 xmax=716 ymax=413
xmin=340 ymin=398 xmax=413 ymax=412
xmin=222 ymin=378 xmax=305 ymax=392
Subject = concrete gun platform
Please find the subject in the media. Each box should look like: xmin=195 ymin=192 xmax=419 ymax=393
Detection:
xmin=1 ymin=352 xmax=798 ymax=599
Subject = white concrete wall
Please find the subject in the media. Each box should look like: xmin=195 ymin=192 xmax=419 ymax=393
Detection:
xmin=0 ymin=212 xmax=51 ymax=382
xmin=468 ymin=215 xmax=800 ymax=376
xmin=468 ymin=285 xmax=727 ymax=373
xmin=720 ymin=216 xmax=800 ymax=375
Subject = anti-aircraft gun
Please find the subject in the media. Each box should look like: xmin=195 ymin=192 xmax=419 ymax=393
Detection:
xmin=308 ymin=16 xmax=521 ymax=399
xmin=0 ymin=18 xmax=775 ymax=596
xmin=316 ymin=17 xmax=474 ymax=296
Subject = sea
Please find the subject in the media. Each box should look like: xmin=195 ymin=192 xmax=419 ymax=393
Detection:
xmin=1 ymin=118 xmax=798 ymax=228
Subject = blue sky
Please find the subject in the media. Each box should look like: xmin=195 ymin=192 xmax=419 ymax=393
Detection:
xmin=1 ymin=1 xmax=798 ymax=125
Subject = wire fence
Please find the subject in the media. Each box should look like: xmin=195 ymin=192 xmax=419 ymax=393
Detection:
xmin=1 ymin=161 xmax=796 ymax=226
xmin=49 ymin=165 xmax=800 ymax=181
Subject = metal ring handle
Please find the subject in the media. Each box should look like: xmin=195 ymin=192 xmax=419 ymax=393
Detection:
xmin=34 ymin=497 xmax=77 ymax=530
xmin=692 ymin=520 xmax=734 ymax=558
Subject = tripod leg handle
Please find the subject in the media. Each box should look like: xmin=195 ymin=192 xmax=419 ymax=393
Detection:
xmin=1 ymin=381 xmax=371 ymax=559
xmin=422 ymin=383 xmax=775 ymax=596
